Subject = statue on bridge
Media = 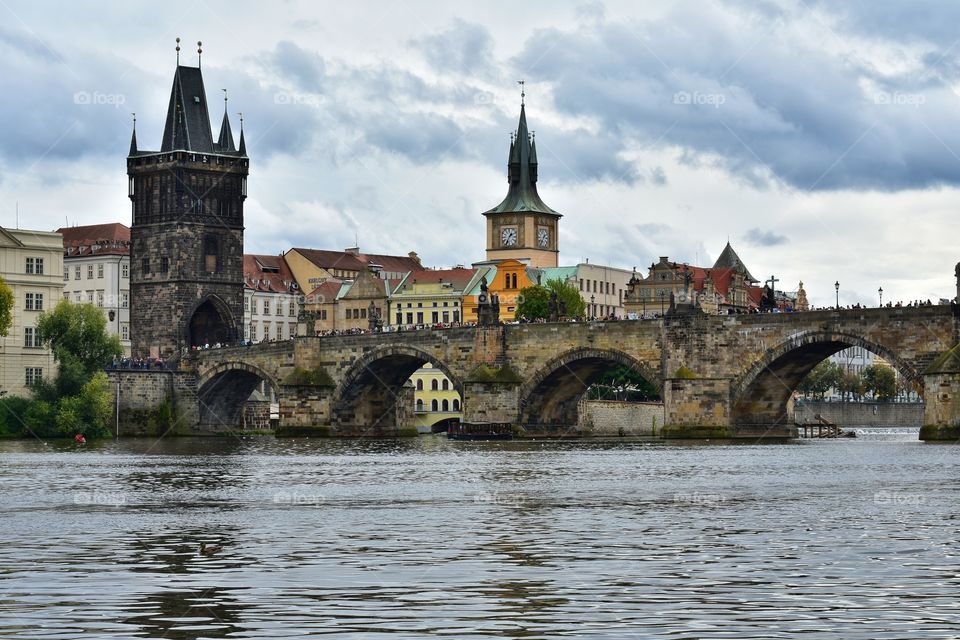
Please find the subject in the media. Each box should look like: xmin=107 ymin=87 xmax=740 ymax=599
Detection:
xmin=548 ymin=290 xmax=560 ymax=322
xmin=477 ymin=275 xmax=500 ymax=326
xmin=367 ymin=301 xmax=383 ymax=333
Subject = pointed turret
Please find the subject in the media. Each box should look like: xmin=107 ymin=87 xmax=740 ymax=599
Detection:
xmin=713 ymin=241 xmax=757 ymax=283
xmin=129 ymin=126 xmax=138 ymax=156
xmin=484 ymin=101 xmax=559 ymax=216
xmin=217 ymin=110 xmax=235 ymax=152
xmin=160 ymin=65 xmax=215 ymax=153
xmin=238 ymin=126 xmax=246 ymax=157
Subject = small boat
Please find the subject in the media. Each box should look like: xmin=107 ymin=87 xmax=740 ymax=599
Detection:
xmin=447 ymin=422 xmax=513 ymax=441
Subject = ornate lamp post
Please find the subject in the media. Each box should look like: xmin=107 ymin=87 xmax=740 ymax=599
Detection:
xmin=878 ymin=286 xmax=883 ymax=307
xmin=835 ymin=281 xmax=840 ymax=309
xmin=590 ymin=294 xmax=595 ymax=319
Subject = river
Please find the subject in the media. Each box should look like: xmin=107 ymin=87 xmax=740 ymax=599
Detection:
xmin=0 ymin=429 xmax=957 ymax=638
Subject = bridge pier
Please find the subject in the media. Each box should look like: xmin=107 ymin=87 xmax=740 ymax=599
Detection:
xmin=662 ymin=377 xmax=734 ymax=439
xmin=921 ymin=346 xmax=960 ymax=440
xmin=462 ymin=381 xmax=520 ymax=426
xmin=275 ymin=385 xmax=334 ymax=436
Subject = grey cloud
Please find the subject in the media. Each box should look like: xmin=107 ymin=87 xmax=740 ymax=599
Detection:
xmin=411 ymin=19 xmax=494 ymax=75
xmin=744 ymin=227 xmax=788 ymax=247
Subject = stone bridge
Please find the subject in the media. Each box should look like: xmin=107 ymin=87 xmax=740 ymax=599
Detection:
xmin=111 ymin=305 xmax=960 ymax=440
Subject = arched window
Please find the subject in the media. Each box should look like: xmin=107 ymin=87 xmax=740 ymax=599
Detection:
xmin=416 ymin=399 xmax=424 ymax=411
xmin=511 ymin=273 xmax=518 ymax=289
xmin=442 ymin=399 xmax=449 ymax=411
xmin=441 ymin=379 xmax=449 ymax=390
xmin=431 ymin=399 xmax=439 ymax=412
xmin=453 ymin=399 xmax=460 ymax=411
xmin=416 ymin=379 xmax=423 ymax=390
xmin=431 ymin=379 xmax=439 ymax=391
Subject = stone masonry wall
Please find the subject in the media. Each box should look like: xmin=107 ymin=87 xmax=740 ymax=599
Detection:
xmin=794 ymin=401 xmax=923 ymax=428
xmin=578 ymin=400 xmax=665 ymax=436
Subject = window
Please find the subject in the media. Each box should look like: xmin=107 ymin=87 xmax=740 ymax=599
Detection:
xmin=453 ymin=399 xmax=460 ymax=411
xmin=25 ymin=293 xmax=43 ymax=310
xmin=142 ymin=258 xmax=150 ymax=275
xmin=74 ymin=266 xmax=81 ymax=280
xmin=416 ymin=399 xmax=424 ymax=411
xmin=121 ymin=263 xmax=129 ymax=278
xmin=431 ymin=379 xmax=439 ymax=391
xmin=416 ymin=379 xmax=423 ymax=391
xmin=25 ymin=367 xmax=43 ymax=385
xmin=442 ymin=311 xmax=450 ymax=323
xmin=396 ymin=313 xmax=402 ymax=325
xmin=289 ymin=301 xmax=296 ymax=316
xmin=431 ymin=311 xmax=438 ymax=323
xmin=442 ymin=399 xmax=449 ymax=411
xmin=86 ymin=290 xmax=94 ymax=303
xmin=579 ymin=279 xmax=584 ymax=291
xmin=320 ymin=310 xmax=327 ymax=321
xmin=87 ymin=264 xmax=94 ymax=279
xmin=24 ymin=327 xmax=35 ymax=347
xmin=97 ymin=264 xmax=104 ymax=278
xmin=161 ymin=257 xmax=169 ymax=273
xmin=263 ymin=300 xmax=270 ymax=315
xmin=96 ymin=291 xmax=104 ymax=307
xmin=121 ymin=292 xmax=129 ymax=309
xmin=245 ymin=297 xmax=250 ymax=311
xmin=25 ymin=257 xmax=41 ymax=274
xmin=63 ymin=267 xmax=69 ymax=281
xmin=74 ymin=292 xmax=81 ymax=303
xmin=203 ymin=235 xmax=220 ymax=273
xmin=431 ymin=399 xmax=438 ymax=412
xmin=277 ymin=301 xmax=283 ymax=316
xmin=453 ymin=311 xmax=460 ymax=322
xmin=416 ymin=311 xmax=423 ymax=324
xmin=442 ymin=379 xmax=449 ymax=391
xmin=121 ymin=324 xmax=129 ymax=341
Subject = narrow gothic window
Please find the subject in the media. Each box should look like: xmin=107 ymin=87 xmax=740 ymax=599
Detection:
xmin=204 ymin=235 xmax=219 ymax=273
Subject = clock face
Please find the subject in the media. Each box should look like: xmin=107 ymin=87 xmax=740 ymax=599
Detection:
xmin=537 ymin=228 xmax=549 ymax=248
xmin=500 ymin=227 xmax=518 ymax=247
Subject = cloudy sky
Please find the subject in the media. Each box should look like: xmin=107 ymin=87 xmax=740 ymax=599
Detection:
xmin=2 ymin=0 xmax=960 ymax=307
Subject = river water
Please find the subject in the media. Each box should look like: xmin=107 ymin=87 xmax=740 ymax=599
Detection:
xmin=0 ymin=429 xmax=957 ymax=639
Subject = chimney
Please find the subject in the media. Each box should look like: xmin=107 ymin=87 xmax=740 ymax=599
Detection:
xmin=408 ymin=251 xmax=421 ymax=266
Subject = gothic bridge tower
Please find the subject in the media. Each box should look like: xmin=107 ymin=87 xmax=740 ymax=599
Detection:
xmin=127 ymin=41 xmax=248 ymax=359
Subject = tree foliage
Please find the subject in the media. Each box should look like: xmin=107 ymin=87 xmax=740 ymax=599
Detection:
xmin=862 ymin=364 xmax=897 ymax=401
xmin=588 ymin=364 xmax=661 ymax=401
xmin=36 ymin=300 xmax=122 ymax=374
xmin=797 ymin=361 xmax=843 ymax=399
xmin=0 ymin=277 xmax=12 ymax=337
xmin=798 ymin=359 xmax=902 ymax=402
xmin=515 ymin=278 xmax=587 ymax=321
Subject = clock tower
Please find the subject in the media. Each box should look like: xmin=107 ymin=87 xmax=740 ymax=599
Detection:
xmin=483 ymin=98 xmax=561 ymax=268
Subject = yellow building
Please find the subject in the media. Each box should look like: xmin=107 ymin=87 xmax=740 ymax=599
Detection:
xmin=0 ymin=227 xmax=64 ymax=397
xmin=410 ymin=363 xmax=462 ymax=432
xmin=388 ymin=267 xmax=477 ymax=328
xmin=462 ymin=259 xmax=539 ymax=323
xmin=284 ymin=247 xmax=422 ymax=293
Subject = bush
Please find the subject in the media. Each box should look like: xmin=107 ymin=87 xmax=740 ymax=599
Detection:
xmin=467 ymin=364 xmax=522 ymax=383
xmin=0 ymin=396 xmax=32 ymax=437
xmin=283 ymin=367 xmax=334 ymax=386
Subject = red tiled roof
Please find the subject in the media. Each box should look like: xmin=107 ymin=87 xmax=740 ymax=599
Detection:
xmin=292 ymin=248 xmax=371 ymax=273
xmin=358 ymin=252 xmax=422 ymax=274
xmin=244 ymin=254 xmax=299 ymax=293
xmin=58 ymin=223 xmax=130 ymax=256
xmin=398 ymin=267 xmax=477 ymax=292
xmin=305 ymin=280 xmax=344 ymax=304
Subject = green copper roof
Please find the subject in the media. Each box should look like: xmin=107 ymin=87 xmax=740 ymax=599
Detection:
xmin=484 ymin=103 xmax=560 ymax=216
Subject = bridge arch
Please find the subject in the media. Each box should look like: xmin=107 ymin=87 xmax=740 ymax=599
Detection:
xmin=731 ymin=330 xmax=922 ymax=430
xmin=185 ymin=294 xmax=238 ymax=349
xmin=197 ymin=361 xmax=280 ymax=430
xmin=331 ymin=345 xmax=461 ymax=431
xmin=518 ymin=347 xmax=662 ymax=426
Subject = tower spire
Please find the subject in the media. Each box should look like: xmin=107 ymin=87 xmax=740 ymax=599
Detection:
xmin=216 ymin=89 xmax=235 ymax=151
xmin=176 ymin=37 xmax=180 ymax=65
xmin=197 ymin=40 xmax=202 ymax=68
xmin=129 ymin=112 xmax=138 ymax=155
xmin=237 ymin=112 xmax=246 ymax=156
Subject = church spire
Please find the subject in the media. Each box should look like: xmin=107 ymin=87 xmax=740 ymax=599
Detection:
xmin=160 ymin=57 xmax=215 ymax=153
xmin=237 ymin=112 xmax=246 ymax=156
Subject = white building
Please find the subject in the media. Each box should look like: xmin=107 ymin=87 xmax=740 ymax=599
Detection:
xmin=0 ymin=227 xmax=64 ymax=397
xmin=244 ymin=255 xmax=301 ymax=343
xmin=542 ymin=262 xmax=635 ymax=318
xmin=59 ymin=224 xmax=131 ymax=355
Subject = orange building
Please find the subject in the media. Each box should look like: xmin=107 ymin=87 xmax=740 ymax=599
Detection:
xmin=462 ymin=259 xmax=540 ymax=323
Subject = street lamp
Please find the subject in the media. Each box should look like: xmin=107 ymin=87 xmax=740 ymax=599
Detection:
xmin=878 ymin=286 xmax=883 ymax=307
xmin=590 ymin=294 xmax=595 ymax=319
xmin=834 ymin=281 xmax=840 ymax=309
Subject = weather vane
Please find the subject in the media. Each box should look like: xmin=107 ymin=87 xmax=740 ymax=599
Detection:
xmin=175 ymin=37 xmax=180 ymax=64
xmin=517 ymin=79 xmax=525 ymax=106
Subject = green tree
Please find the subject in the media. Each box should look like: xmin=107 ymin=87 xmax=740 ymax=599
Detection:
xmin=588 ymin=364 xmax=661 ymax=401
xmin=515 ymin=278 xmax=587 ymax=321
xmin=0 ymin=276 xmax=12 ymax=336
xmin=798 ymin=360 xmax=843 ymax=399
xmin=839 ymin=371 xmax=864 ymax=402
xmin=35 ymin=300 xmax=122 ymax=376
xmin=862 ymin=364 xmax=897 ymax=401
xmin=515 ymin=285 xmax=550 ymax=321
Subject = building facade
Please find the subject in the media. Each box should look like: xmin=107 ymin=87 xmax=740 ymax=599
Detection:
xmin=127 ymin=56 xmax=248 ymax=358
xmin=59 ymin=223 xmax=131 ymax=354
xmin=243 ymin=254 xmax=301 ymax=343
xmin=483 ymin=100 xmax=561 ymax=269
xmin=389 ymin=267 xmax=476 ymax=328
xmin=462 ymin=260 xmax=540 ymax=323
xmin=0 ymin=227 xmax=64 ymax=397
xmin=284 ymin=247 xmax=422 ymax=294
xmin=410 ymin=362 xmax=462 ymax=431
